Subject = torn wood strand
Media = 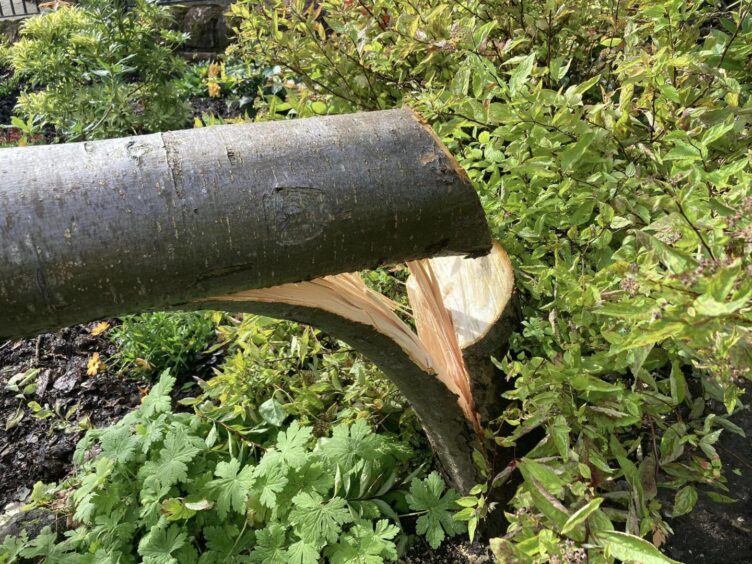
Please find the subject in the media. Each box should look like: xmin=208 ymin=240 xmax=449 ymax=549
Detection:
xmin=191 ymin=273 xmax=482 ymax=492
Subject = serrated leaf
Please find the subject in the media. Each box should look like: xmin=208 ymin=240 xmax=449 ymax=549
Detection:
xmin=261 ymin=421 xmax=313 ymax=470
xmin=253 ymin=464 xmax=288 ymax=508
xmin=290 ymin=492 xmax=353 ymax=545
xmin=406 ymin=472 xmax=465 ymax=549
xmin=100 ymin=425 xmax=140 ymax=464
xmin=319 ymin=419 xmax=385 ymax=472
xmin=250 ymin=524 xmax=287 ymax=564
xmin=139 ymin=427 xmax=201 ymax=490
xmin=208 ymin=458 xmax=255 ymax=519
xmin=287 ymin=540 xmax=319 ymax=564
xmin=138 ymin=525 xmax=187 ymax=564
xmin=327 ymin=519 xmax=399 ymax=564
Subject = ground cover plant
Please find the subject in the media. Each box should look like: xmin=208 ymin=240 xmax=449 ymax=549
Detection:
xmin=2 ymin=369 xmax=464 ymax=562
xmin=110 ymin=313 xmax=218 ymax=379
xmin=0 ymin=0 xmax=751 ymax=562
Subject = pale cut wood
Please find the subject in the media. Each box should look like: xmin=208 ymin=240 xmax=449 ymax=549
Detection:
xmin=429 ymin=242 xmax=514 ymax=350
xmin=407 ymin=243 xmax=516 ymax=422
xmin=191 ymin=243 xmax=517 ymax=492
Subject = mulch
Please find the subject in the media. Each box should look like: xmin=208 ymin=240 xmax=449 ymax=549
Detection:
xmin=0 ymin=325 xmax=142 ymax=509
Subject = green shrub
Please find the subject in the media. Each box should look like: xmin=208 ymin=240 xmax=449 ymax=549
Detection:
xmin=1 ymin=371 xmax=463 ymax=562
xmin=2 ymin=0 xmax=190 ymax=140
xmin=111 ymin=312 xmax=216 ymax=377
xmin=230 ymin=0 xmax=752 ymax=559
xmin=204 ymin=315 xmax=427 ymax=451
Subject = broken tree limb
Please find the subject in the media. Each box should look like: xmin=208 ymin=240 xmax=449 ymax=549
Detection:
xmin=406 ymin=243 xmax=522 ymax=523
xmin=0 ymin=108 xmax=491 ymax=339
xmin=189 ymin=273 xmax=483 ymax=493
xmin=408 ymin=242 xmax=517 ymax=423
xmin=187 ymin=243 xmax=518 ymax=493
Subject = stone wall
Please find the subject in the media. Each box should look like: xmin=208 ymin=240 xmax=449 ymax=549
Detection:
xmin=172 ymin=3 xmax=233 ymax=54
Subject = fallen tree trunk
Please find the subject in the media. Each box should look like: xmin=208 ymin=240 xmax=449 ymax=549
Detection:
xmin=0 ymin=111 xmax=521 ymax=495
xmin=0 ymin=108 xmax=490 ymax=339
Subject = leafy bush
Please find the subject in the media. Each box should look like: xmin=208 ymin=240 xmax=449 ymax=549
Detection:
xmin=1 ymin=371 xmax=463 ymax=562
xmin=111 ymin=312 xmax=216 ymax=378
xmin=2 ymin=0 xmax=190 ymax=140
xmin=206 ymin=315 xmax=424 ymax=440
xmin=230 ymin=0 xmax=752 ymax=559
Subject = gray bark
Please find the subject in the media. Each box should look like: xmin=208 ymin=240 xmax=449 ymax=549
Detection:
xmin=0 ymin=108 xmax=490 ymax=339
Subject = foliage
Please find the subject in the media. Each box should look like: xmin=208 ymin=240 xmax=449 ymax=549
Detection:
xmin=110 ymin=312 xmax=217 ymax=378
xmin=179 ymin=58 xmax=272 ymax=116
xmin=0 ymin=371 xmax=462 ymax=562
xmin=204 ymin=315 xmax=425 ymax=446
xmin=1 ymin=0 xmax=190 ymax=140
xmin=231 ymin=0 xmax=752 ymax=559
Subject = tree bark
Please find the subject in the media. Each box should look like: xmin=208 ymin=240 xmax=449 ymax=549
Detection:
xmin=0 ymin=108 xmax=490 ymax=339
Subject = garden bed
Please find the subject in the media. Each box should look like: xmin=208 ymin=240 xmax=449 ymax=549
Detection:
xmin=1 ymin=324 xmax=750 ymax=563
xmin=0 ymin=325 xmax=141 ymax=509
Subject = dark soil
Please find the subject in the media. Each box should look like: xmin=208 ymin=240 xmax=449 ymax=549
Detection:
xmin=0 ymin=324 xmax=142 ymax=509
xmin=400 ymin=538 xmax=491 ymax=563
xmin=191 ymin=95 xmax=247 ymax=121
xmin=662 ymin=386 xmax=752 ymax=563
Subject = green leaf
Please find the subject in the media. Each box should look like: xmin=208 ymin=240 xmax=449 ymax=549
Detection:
xmin=287 ymin=540 xmax=320 ymax=564
xmin=251 ymin=524 xmax=288 ymax=564
xmin=140 ymin=370 xmax=176 ymax=417
xmin=319 ymin=419 xmax=383 ymax=471
xmin=549 ymin=415 xmax=570 ymax=460
xmin=694 ymin=287 xmax=752 ymax=317
xmin=138 ymin=525 xmax=187 ymax=564
xmin=161 ymin=498 xmax=197 ymax=521
xmin=253 ymin=463 xmax=288 ymax=509
xmin=509 ymin=53 xmax=535 ymax=94
xmin=406 ymin=472 xmax=465 ymax=549
xmin=259 ymin=398 xmax=287 ymax=427
xmin=518 ymin=459 xmax=564 ymax=496
xmin=599 ymin=530 xmax=680 ymax=563
xmin=664 ymin=139 xmax=702 ymax=161
xmin=615 ymin=322 xmax=685 ymax=352
xmin=669 ymin=362 xmax=688 ymax=405
xmin=100 ymin=425 xmax=140 ymax=464
xmin=672 ymin=485 xmax=698 ymax=517
xmin=455 ymin=496 xmax=478 ymax=508
xmin=560 ymin=133 xmax=596 ymax=170
xmin=290 ymin=492 xmax=353 ymax=545
xmin=561 ymin=498 xmax=603 ymax=537
xmin=208 ymin=458 xmax=256 ymax=519
xmin=139 ymin=426 xmax=202 ymax=490
xmin=328 ymin=519 xmax=399 ymax=564
xmin=702 ymin=120 xmax=734 ymax=146
xmin=203 ymin=524 xmax=255 ymax=563
xmin=262 ymin=421 xmax=313 ymax=469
